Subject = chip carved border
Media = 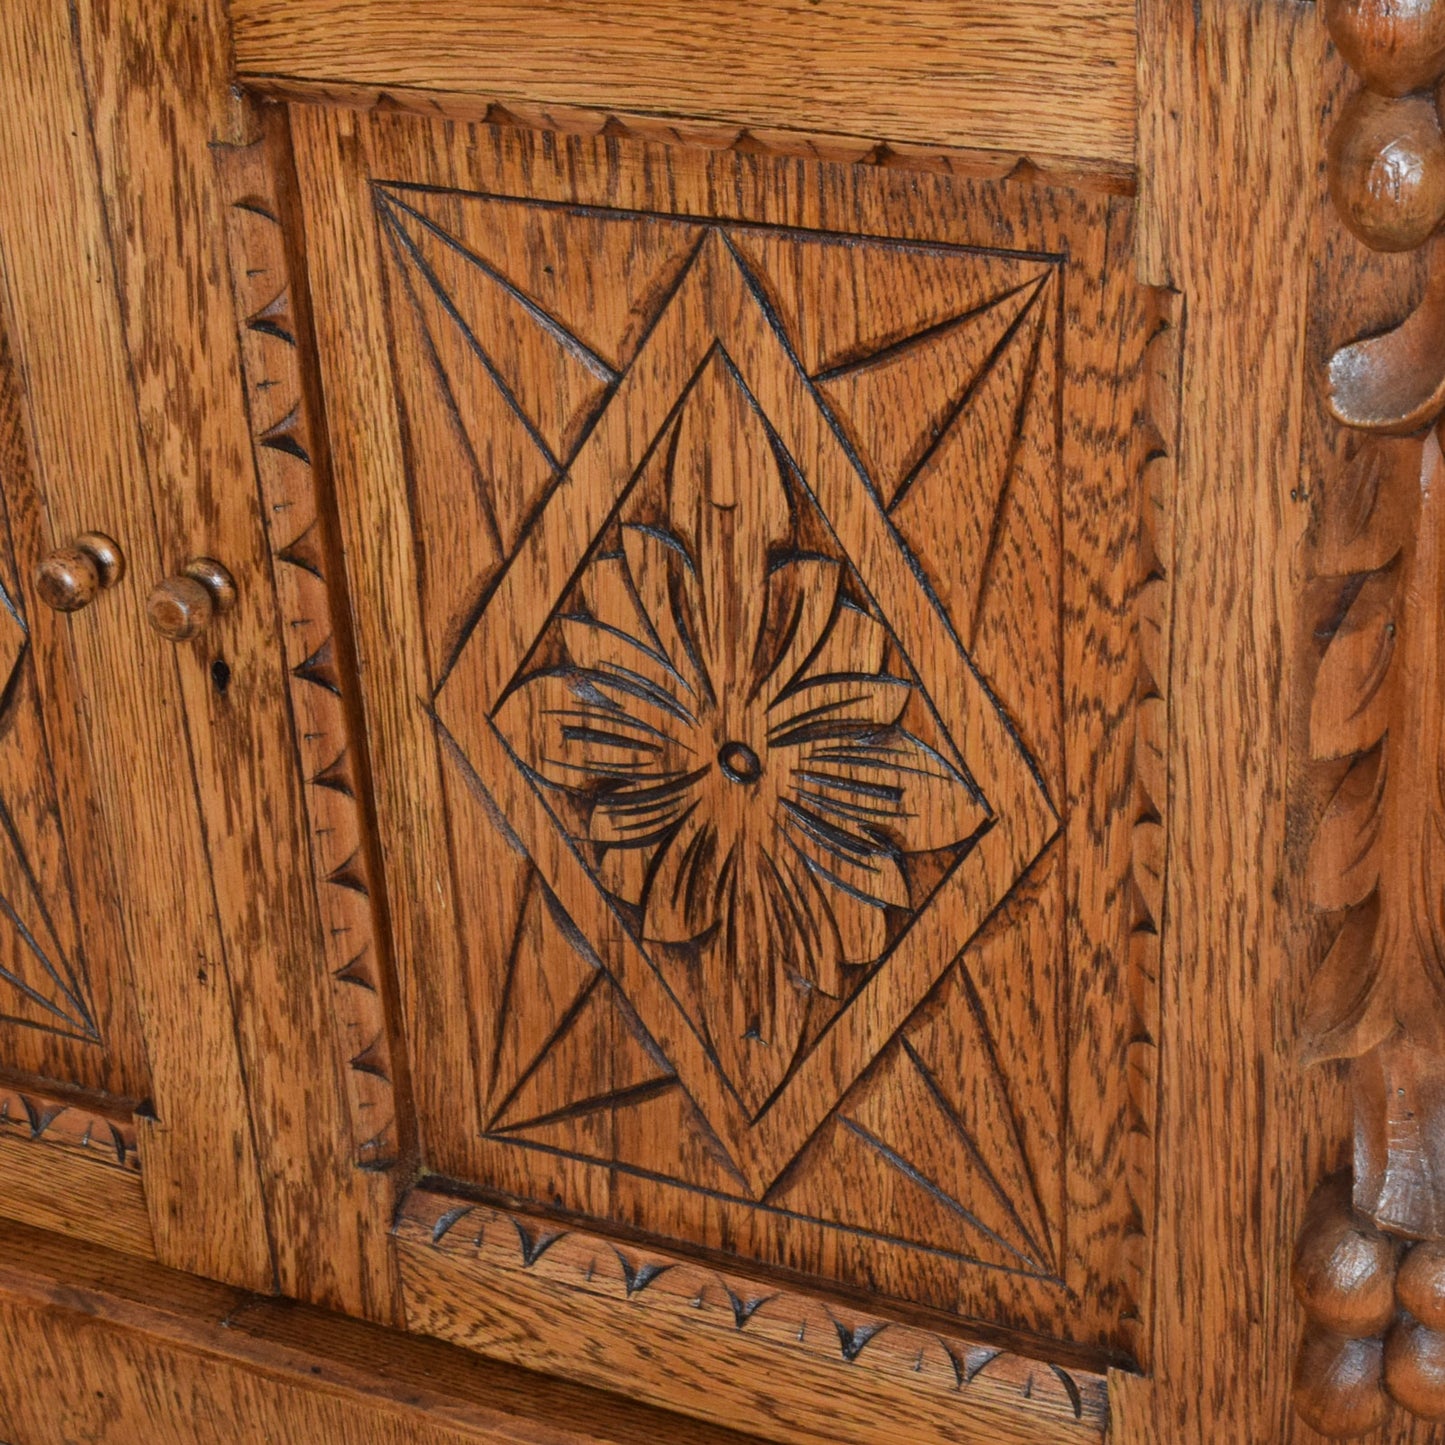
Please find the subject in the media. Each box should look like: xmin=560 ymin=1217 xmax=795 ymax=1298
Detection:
xmin=213 ymin=107 xmax=402 ymax=1172
xmin=0 ymin=1082 xmax=139 ymax=1172
xmin=396 ymin=1184 xmax=1109 ymax=1443
xmin=1292 ymin=2 xmax=1445 ymax=1435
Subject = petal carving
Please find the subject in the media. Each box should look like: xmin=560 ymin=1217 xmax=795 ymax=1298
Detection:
xmin=1310 ymin=569 xmax=1398 ymax=762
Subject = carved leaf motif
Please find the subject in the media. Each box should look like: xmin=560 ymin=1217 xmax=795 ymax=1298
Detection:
xmin=1309 ymin=568 xmax=1398 ymax=762
xmin=503 ymin=352 xmax=987 ymax=1111
xmin=1301 ymin=904 xmax=1395 ymax=1065
xmin=1305 ymin=429 xmax=1445 ymax=1236
xmin=1308 ymin=750 xmax=1384 ymax=913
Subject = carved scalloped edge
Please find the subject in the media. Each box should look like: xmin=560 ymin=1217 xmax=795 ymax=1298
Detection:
xmin=213 ymin=109 xmax=400 ymax=1171
xmin=396 ymin=1185 xmax=1109 ymax=1439
xmin=241 ymin=73 xmax=1136 ymax=198
xmin=1119 ymin=286 xmax=1181 ymax=1364
xmin=0 ymin=1084 xmax=139 ymax=1171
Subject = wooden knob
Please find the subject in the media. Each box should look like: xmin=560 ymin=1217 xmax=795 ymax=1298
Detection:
xmin=34 ymin=532 xmax=125 ymax=613
xmin=147 ymin=558 xmax=236 ymax=642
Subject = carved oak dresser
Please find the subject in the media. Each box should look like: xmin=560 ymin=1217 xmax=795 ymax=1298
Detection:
xmin=0 ymin=1 xmax=1443 ymax=1441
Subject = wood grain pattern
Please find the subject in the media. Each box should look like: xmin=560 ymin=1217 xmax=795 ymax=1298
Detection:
xmin=397 ymin=1185 xmax=1108 ymax=1445
xmin=1115 ymin=0 xmax=1328 ymax=1441
xmin=214 ymin=103 xmax=407 ymax=1180
xmin=292 ymin=106 xmax=1163 ymax=1368
xmin=0 ymin=309 xmax=150 ymax=1102
xmin=232 ymin=0 xmax=1138 ymax=174
xmin=0 ymin=1081 xmax=139 ymax=1172
xmin=60 ymin=0 xmax=401 ymax=1316
xmin=0 ymin=0 xmax=273 ymax=1289
xmin=0 ymin=1084 xmax=151 ymax=1258
xmin=0 ymin=1217 xmax=762 ymax=1445
xmin=0 ymin=1136 xmax=154 ymax=1260
xmin=240 ymin=78 xmax=1139 ymax=201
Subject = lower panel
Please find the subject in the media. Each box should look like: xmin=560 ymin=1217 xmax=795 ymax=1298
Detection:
xmin=0 ymin=1218 xmax=759 ymax=1445
xmin=0 ymin=1083 xmax=152 ymax=1260
xmin=398 ymin=1185 xmax=1108 ymax=1445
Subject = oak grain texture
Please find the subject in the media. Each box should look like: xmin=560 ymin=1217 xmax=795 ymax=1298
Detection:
xmin=232 ymin=0 xmax=1137 ymax=174
xmin=0 ymin=1134 xmax=153 ymax=1261
xmin=397 ymin=1186 xmax=1107 ymax=1445
xmin=0 ymin=1079 xmax=140 ymax=1170
xmin=0 ymin=1217 xmax=766 ymax=1445
xmin=64 ymin=0 xmax=400 ymax=1316
xmin=293 ymin=106 xmax=1160 ymax=1370
xmin=0 ymin=1071 xmax=150 ymax=1259
xmin=0 ymin=0 xmax=273 ymax=1287
xmin=0 ymin=293 xmax=150 ymax=1100
xmin=1115 ymin=0 xmax=1351 ymax=1441
xmin=214 ymin=102 xmax=410 ymax=1180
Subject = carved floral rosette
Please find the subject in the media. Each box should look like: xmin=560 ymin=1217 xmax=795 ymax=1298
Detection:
xmin=1293 ymin=1 xmax=1445 ymax=1437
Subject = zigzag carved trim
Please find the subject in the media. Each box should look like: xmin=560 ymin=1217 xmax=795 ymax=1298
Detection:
xmin=242 ymin=73 xmax=1135 ymax=199
xmin=215 ymin=109 xmax=401 ymax=1172
xmin=396 ymin=1184 xmax=1109 ymax=1443
xmin=0 ymin=1084 xmax=138 ymax=1172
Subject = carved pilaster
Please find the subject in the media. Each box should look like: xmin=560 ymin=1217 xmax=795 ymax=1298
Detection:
xmin=1294 ymin=1 xmax=1445 ymax=1436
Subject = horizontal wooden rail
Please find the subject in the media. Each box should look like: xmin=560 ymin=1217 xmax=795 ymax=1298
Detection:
xmin=229 ymin=0 xmax=1137 ymax=175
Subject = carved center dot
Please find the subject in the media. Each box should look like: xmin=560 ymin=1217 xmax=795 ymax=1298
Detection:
xmin=718 ymin=741 xmax=763 ymax=784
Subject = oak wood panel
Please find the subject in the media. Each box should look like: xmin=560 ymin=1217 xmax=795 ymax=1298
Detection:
xmin=292 ymin=102 xmax=1161 ymax=1378
xmin=1111 ymin=0 xmax=1339 ymax=1441
xmin=0 ymin=1136 xmax=153 ymax=1261
xmin=66 ymin=0 xmax=400 ymax=1316
xmin=0 ymin=0 xmax=273 ymax=1290
xmin=398 ymin=1186 xmax=1108 ymax=1445
xmin=232 ymin=0 xmax=1137 ymax=174
xmin=214 ymin=103 xmax=412 ymax=1180
xmin=0 ymin=1077 xmax=150 ymax=1257
xmin=0 ymin=1218 xmax=764 ymax=1445
xmin=0 ymin=317 xmax=151 ymax=1099
xmin=0 ymin=1080 xmax=140 ymax=1171
xmin=240 ymin=79 xmax=1138 ymax=201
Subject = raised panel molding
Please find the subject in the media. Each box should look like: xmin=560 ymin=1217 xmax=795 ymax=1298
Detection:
xmin=293 ymin=107 xmax=1168 ymax=1382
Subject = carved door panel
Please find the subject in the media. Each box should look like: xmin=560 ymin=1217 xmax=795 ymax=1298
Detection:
xmin=0 ymin=327 xmax=148 ymax=1104
xmin=293 ymin=105 xmax=1171 ymax=1381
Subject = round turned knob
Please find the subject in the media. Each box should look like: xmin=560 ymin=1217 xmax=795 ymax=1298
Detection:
xmin=34 ymin=532 xmax=125 ymax=613
xmin=147 ymin=558 xmax=236 ymax=642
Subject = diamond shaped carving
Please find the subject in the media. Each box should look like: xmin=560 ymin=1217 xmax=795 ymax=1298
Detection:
xmin=433 ymin=227 xmax=1057 ymax=1192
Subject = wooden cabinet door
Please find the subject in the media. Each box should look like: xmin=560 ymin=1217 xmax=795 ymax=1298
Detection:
xmin=284 ymin=97 xmax=1168 ymax=1439
xmin=0 ymin=0 xmax=397 ymax=1309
